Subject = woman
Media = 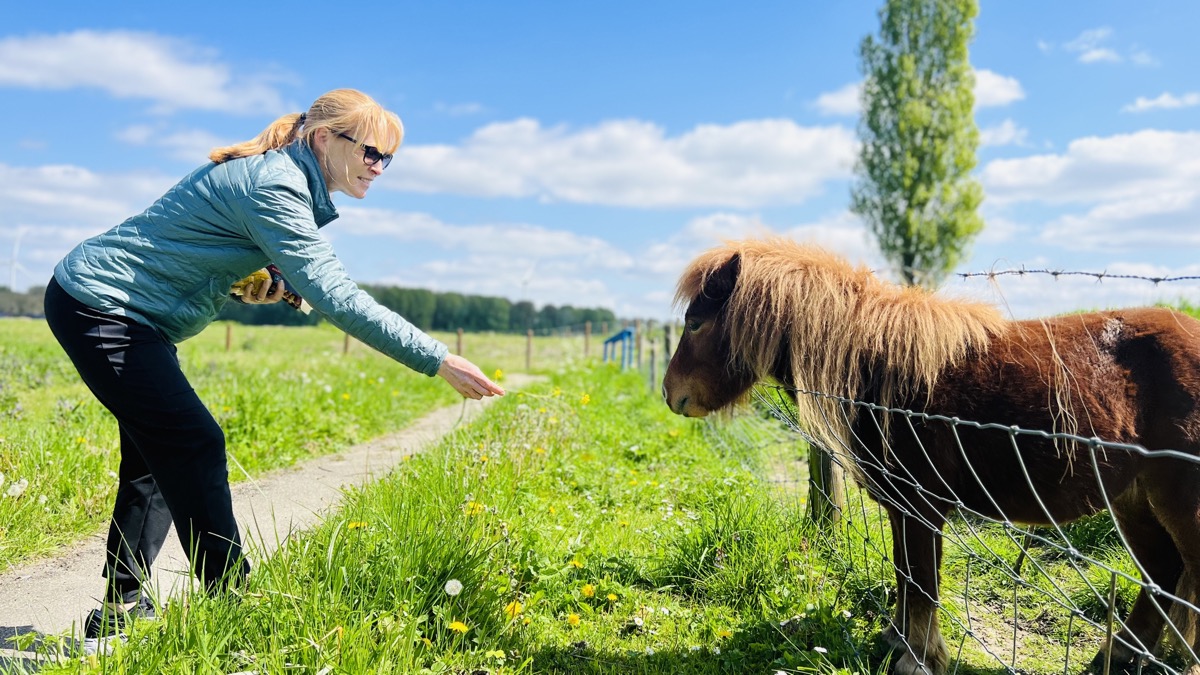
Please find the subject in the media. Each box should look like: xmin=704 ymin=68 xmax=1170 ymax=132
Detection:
xmin=43 ymin=88 xmax=504 ymax=653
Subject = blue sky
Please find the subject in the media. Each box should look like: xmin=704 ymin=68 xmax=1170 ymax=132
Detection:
xmin=2 ymin=1 xmax=1198 ymax=322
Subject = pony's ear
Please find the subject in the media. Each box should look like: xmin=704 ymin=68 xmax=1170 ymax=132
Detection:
xmin=701 ymin=252 xmax=741 ymax=301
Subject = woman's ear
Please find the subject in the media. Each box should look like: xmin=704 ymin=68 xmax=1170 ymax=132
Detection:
xmin=311 ymin=127 xmax=331 ymax=153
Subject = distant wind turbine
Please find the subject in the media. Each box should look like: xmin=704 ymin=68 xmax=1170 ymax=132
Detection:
xmin=7 ymin=228 xmax=31 ymax=291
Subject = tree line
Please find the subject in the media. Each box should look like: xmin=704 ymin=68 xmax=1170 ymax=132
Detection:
xmin=0 ymin=284 xmax=617 ymax=336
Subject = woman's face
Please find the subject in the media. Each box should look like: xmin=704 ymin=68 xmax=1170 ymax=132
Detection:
xmin=316 ymin=128 xmax=387 ymax=199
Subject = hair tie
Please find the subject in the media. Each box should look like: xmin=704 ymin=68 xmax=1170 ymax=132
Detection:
xmin=297 ymin=112 xmax=306 ymax=125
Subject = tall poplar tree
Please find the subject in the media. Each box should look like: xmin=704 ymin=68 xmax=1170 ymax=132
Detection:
xmin=852 ymin=0 xmax=984 ymax=288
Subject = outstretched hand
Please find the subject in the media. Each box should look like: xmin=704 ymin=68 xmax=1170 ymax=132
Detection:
xmin=437 ymin=354 xmax=506 ymax=400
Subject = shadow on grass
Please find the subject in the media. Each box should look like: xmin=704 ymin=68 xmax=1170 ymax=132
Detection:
xmin=1 ymin=624 xmax=49 ymax=674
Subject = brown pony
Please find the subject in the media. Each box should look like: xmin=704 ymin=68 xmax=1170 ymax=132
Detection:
xmin=662 ymin=238 xmax=1200 ymax=675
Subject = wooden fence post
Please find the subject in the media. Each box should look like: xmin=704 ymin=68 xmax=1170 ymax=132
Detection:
xmin=807 ymin=446 xmax=844 ymax=526
xmin=343 ymin=332 xmax=350 ymax=355
xmin=456 ymin=328 xmax=464 ymax=355
xmin=225 ymin=324 xmax=232 ymax=352
xmin=649 ymin=341 xmax=657 ymax=392
xmin=584 ymin=321 xmax=591 ymax=358
xmin=635 ymin=320 xmax=643 ymax=370
xmin=526 ymin=329 xmax=533 ymax=371
xmin=601 ymin=321 xmax=608 ymax=336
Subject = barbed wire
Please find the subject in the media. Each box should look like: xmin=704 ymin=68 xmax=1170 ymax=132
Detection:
xmin=954 ymin=268 xmax=1200 ymax=285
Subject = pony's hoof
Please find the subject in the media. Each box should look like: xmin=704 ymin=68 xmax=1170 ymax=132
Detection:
xmin=1082 ymin=651 xmax=1147 ymax=675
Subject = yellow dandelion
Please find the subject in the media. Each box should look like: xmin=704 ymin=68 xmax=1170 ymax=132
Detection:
xmin=534 ymin=447 xmax=546 ymax=455
xmin=538 ymin=407 xmax=547 ymax=413
xmin=479 ymin=455 xmax=489 ymax=463
xmin=347 ymin=521 xmax=368 ymax=530
xmin=77 ymin=437 xmax=88 ymax=444
xmin=607 ymin=593 xmax=618 ymax=602
xmin=668 ymin=429 xmax=680 ymax=438
xmin=581 ymin=584 xmax=596 ymax=598
xmin=523 ymin=617 xmax=532 ymax=626
xmin=493 ymin=369 xmax=504 ymax=381
xmin=402 ymin=453 xmax=413 ymax=461
xmin=548 ymin=416 xmax=559 ymax=425
xmin=566 ymin=613 xmax=581 ymax=627
xmin=569 ymin=559 xmax=584 ymax=569
xmin=718 ymin=629 xmax=733 ymax=639
xmin=553 ymin=387 xmax=562 ymax=397
xmin=629 ymin=480 xmax=638 ymax=486
xmin=221 ymin=406 xmax=231 ymax=413
xmin=548 ymin=506 xmax=557 ymax=514
xmin=464 ymin=501 xmax=485 ymax=516
xmin=580 ymin=393 xmax=590 ymax=405
xmin=619 ymin=520 xmax=629 ymax=528
xmin=504 ymin=600 xmax=524 ymax=619
xmin=341 ymin=393 xmax=351 ymax=400
xmin=448 ymin=621 xmax=469 ymax=634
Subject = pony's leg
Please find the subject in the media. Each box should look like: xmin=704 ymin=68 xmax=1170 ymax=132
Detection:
xmin=886 ymin=510 xmax=950 ymax=675
xmin=1143 ymin=464 xmax=1200 ymax=670
xmin=1087 ymin=490 xmax=1182 ymax=674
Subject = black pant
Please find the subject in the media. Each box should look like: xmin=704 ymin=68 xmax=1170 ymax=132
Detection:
xmin=43 ymin=278 xmax=248 ymax=602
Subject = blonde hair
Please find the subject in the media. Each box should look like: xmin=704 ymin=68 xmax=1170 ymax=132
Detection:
xmin=209 ymin=88 xmax=404 ymax=163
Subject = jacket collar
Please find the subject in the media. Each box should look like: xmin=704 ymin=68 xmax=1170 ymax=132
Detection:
xmin=284 ymin=141 xmax=339 ymax=228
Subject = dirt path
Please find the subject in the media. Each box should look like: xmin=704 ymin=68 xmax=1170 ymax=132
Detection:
xmin=0 ymin=374 xmax=538 ymax=668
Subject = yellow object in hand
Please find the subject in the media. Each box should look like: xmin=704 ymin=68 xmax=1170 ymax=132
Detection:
xmin=229 ymin=269 xmax=272 ymax=297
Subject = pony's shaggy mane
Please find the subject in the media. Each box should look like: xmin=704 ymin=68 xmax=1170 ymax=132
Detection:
xmin=676 ymin=238 xmax=1008 ymax=453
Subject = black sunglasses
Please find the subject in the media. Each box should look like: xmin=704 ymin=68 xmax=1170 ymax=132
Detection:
xmin=337 ymin=133 xmax=393 ymax=169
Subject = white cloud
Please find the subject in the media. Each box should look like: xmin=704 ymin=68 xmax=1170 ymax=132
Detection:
xmin=383 ymin=117 xmax=857 ymax=208
xmin=980 ymin=130 xmax=1200 ymax=251
xmin=1123 ymin=91 xmax=1200 ymax=113
xmin=1054 ymin=27 xmax=1155 ymax=67
xmin=117 ymin=124 xmax=231 ymax=162
xmin=335 ymin=206 xmax=635 ymax=269
xmin=1063 ymin=27 xmax=1121 ymax=64
xmin=0 ymin=30 xmax=291 ymax=114
xmin=974 ymin=70 xmax=1025 ymax=108
xmin=814 ymin=82 xmax=861 ymax=116
xmin=982 ymin=130 xmax=1200 ymax=205
xmin=979 ymin=119 xmax=1029 ymax=147
xmin=0 ymin=162 xmax=173 ymax=230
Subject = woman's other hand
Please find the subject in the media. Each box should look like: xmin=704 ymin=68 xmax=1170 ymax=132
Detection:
xmin=241 ymin=271 xmax=288 ymax=304
xmin=437 ymin=354 xmax=506 ymax=399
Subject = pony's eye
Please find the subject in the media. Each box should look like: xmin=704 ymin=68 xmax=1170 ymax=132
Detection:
xmin=685 ymin=319 xmax=703 ymax=332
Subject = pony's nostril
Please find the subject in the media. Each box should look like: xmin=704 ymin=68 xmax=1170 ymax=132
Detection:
xmin=676 ymin=396 xmax=689 ymax=412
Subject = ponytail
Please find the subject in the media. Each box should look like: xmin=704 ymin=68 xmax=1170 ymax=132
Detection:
xmin=208 ymin=112 xmax=306 ymax=164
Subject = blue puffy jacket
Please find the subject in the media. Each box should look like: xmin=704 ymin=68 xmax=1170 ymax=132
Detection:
xmin=53 ymin=141 xmax=448 ymax=376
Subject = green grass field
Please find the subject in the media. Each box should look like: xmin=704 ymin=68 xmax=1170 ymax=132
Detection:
xmin=1 ymin=318 xmax=1187 ymax=674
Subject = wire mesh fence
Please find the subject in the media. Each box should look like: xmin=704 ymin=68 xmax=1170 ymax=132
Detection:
xmin=721 ymin=382 xmax=1200 ymax=675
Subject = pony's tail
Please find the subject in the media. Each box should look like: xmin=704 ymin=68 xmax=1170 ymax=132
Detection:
xmin=208 ymin=113 xmax=305 ymax=164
